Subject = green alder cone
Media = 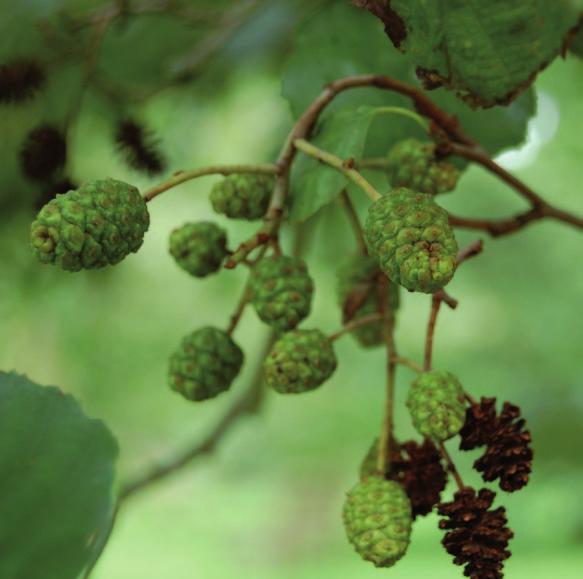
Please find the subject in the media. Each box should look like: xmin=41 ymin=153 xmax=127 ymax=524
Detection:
xmin=168 ymin=326 xmax=243 ymax=402
xmin=263 ymin=329 xmax=337 ymax=394
xmin=210 ymin=173 xmax=276 ymax=220
xmin=406 ymin=370 xmax=466 ymax=442
xmin=30 ymin=178 xmax=149 ymax=272
xmin=336 ymin=255 xmax=399 ymax=348
xmin=250 ymin=255 xmax=314 ymax=332
xmin=169 ymin=221 xmax=228 ymax=278
xmin=343 ymin=476 xmax=412 ymax=568
xmin=386 ymin=138 xmax=459 ymax=196
xmin=364 ymin=188 xmax=458 ymax=293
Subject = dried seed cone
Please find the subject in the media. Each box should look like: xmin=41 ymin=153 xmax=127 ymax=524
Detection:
xmin=407 ymin=370 xmax=466 ymax=442
xmin=364 ymin=188 xmax=458 ymax=293
xmin=386 ymin=138 xmax=459 ymax=195
xmin=30 ymin=178 xmax=149 ymax=272
xmin=169 ymin=222 xmax=228 ymax=278
xmin=210 ymin=174 xmax=275 ymax=220
xmin=336 ymin=255 xmax=399 ymax=348
xmin=168 ymin=326 xmax=243 ymax=401
xmin=263 ymin=329 xmax=337 ymax=394
xmin=343 ymin=476 xmax=412 ymax=568
xmin=250 ymin=256 xmax=314 ymax=332
xmin=438 ymin=488 xmax=513 ymax=579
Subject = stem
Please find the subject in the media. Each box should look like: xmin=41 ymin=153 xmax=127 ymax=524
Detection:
xmin=358 ymin=157 xmax=391 ymax=171
xmin=373 ymin=106 xmax=430 ymax=133
xmin=392 ymin=356 xmax=423 ymax=374
xmin=293 ymin=138 xmax=381 ymax=201
xmin=143 ymin=163 xmax=279 ymax=202
xmin=377 ymin=275 xmax=397 ymax=474
xmin=424 ymin=294 xmax=442 ymax=371
xmin=438 ymin=441 xmax=466 ymax=491
xmin=329 ymin=313 xmax=383 ymax=341
xmin=339 ymin=190 xmax=367 ymax=254
xmin=226 ymin=285 xmax=252 ymax=336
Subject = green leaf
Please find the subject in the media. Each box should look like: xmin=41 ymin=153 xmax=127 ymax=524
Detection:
xmin=368 ymin=0 xmax=581 ymax=107
xmin=0 ymin=372 xmax=118 ymax=579
xmin=289 ymin=106 xmax=380 ymax=222
xmin=283 ymin=2 xmax=537 ymax=164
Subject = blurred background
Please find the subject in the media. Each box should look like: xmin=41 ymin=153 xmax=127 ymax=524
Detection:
xmin=1 ymin=1 xmax=582 ymax=578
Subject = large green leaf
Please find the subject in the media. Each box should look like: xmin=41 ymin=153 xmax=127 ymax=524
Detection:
xmin=358 ymin=0 xmax=581 ymax=107
xmin=282 ymin=3 xmax=536 ymax=159
xmin=290 ymin=106 xmax=380 ymax=222
xmin=0 ymin=372 xmax=118 ymax=579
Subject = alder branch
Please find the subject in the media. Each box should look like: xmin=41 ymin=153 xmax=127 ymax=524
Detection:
xmin=339 ymin=190 xmax=368 ymax=254
xmin=392 ymin=356 xmax=424 ymax=374
xmin=439 ymin=441 xmax=466 ymax=491
xmin=143 ymin=163 xmax=280 ymax=202
xmin=294 ymin=138 xmax=381 ymax=201
xmin=377 ymin=275 xmax=397 ymax=474
xmin=423 ymin=240 xmax=484 ymax=370
xmin=120 ymin=332 xmax=275 ymax=501
xmin=329 ymin=313 xmax=383 ymax=341
xmin=226 ymin=73 xmax=479 ymax=268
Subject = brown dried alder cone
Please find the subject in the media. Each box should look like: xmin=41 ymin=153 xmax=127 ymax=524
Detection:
xmin=360 ymin=438 xmax=448 ymax=519
xmin=438 ymin=487 xmax=513 ymax=579
xmin=459 ymin=397 xmax=533 ymax=492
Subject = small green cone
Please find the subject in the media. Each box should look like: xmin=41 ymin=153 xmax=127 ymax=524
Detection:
xmin=169 ymin=221 xmax=228 ymax=278
xmin=210 ymin=173 xmax=275 ymax=220
xmin=30 ymin=178 xmax=149 ymax=271
xmin=364 ymin=187 xmax=458 ymax=293
xmin=250 ymin=255 xmax=314 ymax=332
xmin=263 ymin=329 xmax=337 ymax=394
xmin=386 ymin=138 xmax=459 ymax=196
xmin=406 ymin=370 xmax=466 ymax=442
xmin=168 ymin=326 xmax=243 ymax=402
xmin=343 ymin=476 xmax=412 ymax=568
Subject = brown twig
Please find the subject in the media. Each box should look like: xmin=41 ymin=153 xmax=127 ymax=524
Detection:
xmin=424 ymin=294 xmax=442 ymax=372
xmin=120 ymin=333 xmax=275 ymax=501
xmin=377 ymin=275 xmax=397 ymax=474
xmin=447 ymin=143 xmax=583 ymax=236
xmin=439 ymin=441 xmax=466 ymax=491
xmin=423 ymin=240 xmax=484 ymax=370
xmin=328 ymin=313 xmax=383 ymax=341
xmin=339 ymin=190 xmax=367 ymax=254
xmin=143 ymin=163 xmax=279 ymax=203
xmin=227 ymin=73 xmax=479 ymax=268
xmin=392 ymin=356 xmax=424 ymax=374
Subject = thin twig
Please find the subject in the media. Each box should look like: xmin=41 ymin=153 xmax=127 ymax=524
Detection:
xmin=226 ymin=285 xmax=252 ymax=336
xmin=329 ymin=313 xmax=383 ymax=341
xmin=447 ymin=143 xmax=583 ymax=236
xmin=392 ymin=356 xmax=424 ymax=374
xmin=339 ymin=190 xmax=367 ymax=254
xmin=439 ymin=441 xmax=466 ymax=491
xmin=227 ymin=72 xmax=477 ymax=269
xmin=143 ymin=163 xmax=279 ymax=202
xmin=377 ymin=275 xmax=397 ymax=474
xmin=120 ymin=333 xmax=275 ymax=501
xmin=294 ymin=138 xmax=381 ymax=201
xmin=424 ymin=294 xmax=442 ymax=371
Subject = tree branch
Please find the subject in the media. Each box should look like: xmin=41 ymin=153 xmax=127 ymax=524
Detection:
xmin=293 ymin=138 xmax=381 ymax=201
xmin=329 ymin=312 xmax=383 ymax=341
xmin=339 ymin=190 xmax=368 ymax=254
xmin=143 ymin=163 xmax=280 ymax=202
xmin=120 ymin=332 xmax=275 ymax=501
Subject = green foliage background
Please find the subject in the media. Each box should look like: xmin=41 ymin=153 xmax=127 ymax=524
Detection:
xmin=1 ymin=2 xmax=582 ymax=578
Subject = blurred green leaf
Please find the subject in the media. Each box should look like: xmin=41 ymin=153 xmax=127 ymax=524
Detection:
xmin=374 ymin=0 xmax=580 ymax=107
xmin=0 ymin=372 xmax=118 ymax=579
xmin=283 ymin=2 xmax=536 ymax=165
